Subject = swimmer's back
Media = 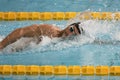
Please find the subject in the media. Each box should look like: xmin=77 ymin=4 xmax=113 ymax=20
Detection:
xmin=37 ymin=24 xmax=61 ymax=37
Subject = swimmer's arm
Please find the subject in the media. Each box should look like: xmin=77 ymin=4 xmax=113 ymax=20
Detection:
xmin=0 ymin=25 xmax=39 ymax=49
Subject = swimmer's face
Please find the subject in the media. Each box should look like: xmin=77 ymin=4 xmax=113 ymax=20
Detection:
xmin=62 ymin=25 xmax=81 ymax=37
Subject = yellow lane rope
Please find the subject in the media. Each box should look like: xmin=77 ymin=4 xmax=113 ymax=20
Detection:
xmin=0 ymin=65 xmax=120 ymax=76
xmin=0 ymin=12 xmax=119 ymax=21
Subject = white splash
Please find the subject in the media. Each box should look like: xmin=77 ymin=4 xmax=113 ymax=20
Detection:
xmin=0 ymin=36 xmax=4 ymax=41
xmin=113 ymin=32 xmax=120 ymax=41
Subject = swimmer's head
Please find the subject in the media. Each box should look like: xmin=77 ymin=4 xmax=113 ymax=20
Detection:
xmin=62 ymin=22 xmax=84 ymax=37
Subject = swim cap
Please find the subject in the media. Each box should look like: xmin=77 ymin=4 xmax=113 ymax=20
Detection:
xmin=69 ymin=22 xmax=84 ymax=34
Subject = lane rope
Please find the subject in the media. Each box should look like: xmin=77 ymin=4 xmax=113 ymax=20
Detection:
xmin=0 ymin=65 xmax=120 ymax=76
xmin=0 ymin=12 xmax=119 ymax=21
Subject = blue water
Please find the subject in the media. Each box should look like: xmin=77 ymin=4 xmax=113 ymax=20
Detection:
xmin=0 ymin=20 xmax=120 ymax=66
xmin=0 ymin=0 xmax=120 ymax=12
xmin=0 ymin=0 xmax=120 ymax=80
xmin=0 ymin=20 xmax=120 ymax=79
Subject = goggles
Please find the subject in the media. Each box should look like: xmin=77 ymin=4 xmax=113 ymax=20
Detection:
xmin=69 ymin=22 xmax=83 ymax=34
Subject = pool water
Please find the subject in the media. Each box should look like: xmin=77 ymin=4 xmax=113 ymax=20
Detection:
xmin=0 ymin=20 xmax=120 ymax=66
xmin=0 ymin=0 xmax=120 ymax=12
xmin=0 ymin=0 xmax=120 ymax=80
xmin=0 ymin=20 xmax=120 ymax=80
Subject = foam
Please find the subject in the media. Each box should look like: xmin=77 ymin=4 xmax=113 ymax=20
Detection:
xmin=2 ymin=37 xmax=36 ymax=53
xmin=0 ymin=36 xmax=5 ymax=41
xmin=113 ymin=32 xmax=120 ymax=41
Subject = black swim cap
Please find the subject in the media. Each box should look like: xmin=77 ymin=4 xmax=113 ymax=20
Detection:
xmin=70 ymin=22 xmax=83 ymax=34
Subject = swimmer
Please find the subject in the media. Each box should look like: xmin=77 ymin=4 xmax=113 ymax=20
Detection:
xmin=0 ymin=22 xmax=84 ymax=50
